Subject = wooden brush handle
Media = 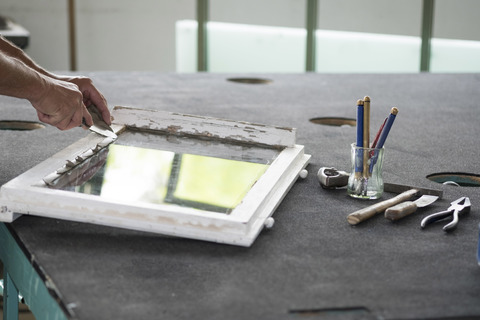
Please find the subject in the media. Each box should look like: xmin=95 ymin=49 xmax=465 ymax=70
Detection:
xmin=347 ymin=189 xmax=418 ymax=225
xmin=384 ymin=201 xmax=418 ymax=221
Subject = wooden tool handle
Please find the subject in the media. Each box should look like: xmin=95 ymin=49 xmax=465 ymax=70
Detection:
xmin=347 ymin=189 xmax=418 ymax=225
xmin=384 ymin=201 xmax=418 ymax=221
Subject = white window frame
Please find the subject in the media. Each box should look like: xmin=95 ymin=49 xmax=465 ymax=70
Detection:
xmin=0 ymin=107 xmax=310 ymax=246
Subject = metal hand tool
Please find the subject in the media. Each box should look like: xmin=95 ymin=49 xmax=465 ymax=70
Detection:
xmin=317 ymin=167 xmax=349 ymax=189
xmin=420 ymin=197 xmax=471 ymax=232
xmin=82 ymin=104 xmax=117 ymax=139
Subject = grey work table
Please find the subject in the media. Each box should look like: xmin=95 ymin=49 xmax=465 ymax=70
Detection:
xmin=1 ymin=73 xmax=480 ymax=320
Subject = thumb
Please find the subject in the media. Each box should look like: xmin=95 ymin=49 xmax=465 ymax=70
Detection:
xmin=82 ymin=104 xmax=94 ymax=127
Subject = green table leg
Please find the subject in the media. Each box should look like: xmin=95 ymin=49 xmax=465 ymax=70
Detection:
xmin=0 ymin=223 xmax=70 ymax=320
xmin=4 ymin=270 xmax=19 ymax=320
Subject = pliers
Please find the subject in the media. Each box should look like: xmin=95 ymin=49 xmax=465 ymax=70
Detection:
xmin=420 ymin=197 xmax=471 ymax=232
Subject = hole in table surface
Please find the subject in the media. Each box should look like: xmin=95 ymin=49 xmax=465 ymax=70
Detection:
xmin=227 ymin=78 xmax=272 ymax=84
xmin=0 ymin=120 xmax=45 ymax=131
xmin=309 ymin=117 xmax=356 ymax=127
xmin=427 ymin=172 xmax=480 ymax=187
xmin=289 ymin=306 xmax=371 ymax=316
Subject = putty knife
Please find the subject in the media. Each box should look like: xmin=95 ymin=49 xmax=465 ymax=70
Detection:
xmin=384 ymin=195 xmax=439 ymax=221
xmin=84 ymin=104 xmax=117 ymax=139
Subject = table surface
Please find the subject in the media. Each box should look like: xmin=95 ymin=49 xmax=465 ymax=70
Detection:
xmin=1 ymin=73 xmax=480 ymax=320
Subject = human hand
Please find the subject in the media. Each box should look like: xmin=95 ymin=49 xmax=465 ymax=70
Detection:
xmin=31 ymin=77 xmax=94 ymax=131
xmin=61 ymin=76 xmax=111 ymax=125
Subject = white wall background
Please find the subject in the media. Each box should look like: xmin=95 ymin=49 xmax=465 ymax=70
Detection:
xmin=0 ymin=0 xmax=479 ymax=72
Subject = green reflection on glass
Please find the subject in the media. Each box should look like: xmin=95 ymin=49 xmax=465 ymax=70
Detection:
xmin=173 ymin=154 xmax=268 ymax=209
xmin=58 ymin=143 xmax=269 ymax=214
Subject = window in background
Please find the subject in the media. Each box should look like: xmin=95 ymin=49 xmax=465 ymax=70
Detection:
xmin=176 ymin=20 xmax=306 ymax=73
xmin=430 ymin=0 xmax=480 ymax=72
xmin=175 ymin=20 xmax=421 ymax=73
xmin=175 ymin=0 xmax=480 ymax=73
xmin=430 ymin=38 xmax=480 ymax=72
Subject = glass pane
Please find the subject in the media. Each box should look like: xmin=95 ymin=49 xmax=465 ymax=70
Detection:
xmin=47 ymin=131 xmax=280 ymax=214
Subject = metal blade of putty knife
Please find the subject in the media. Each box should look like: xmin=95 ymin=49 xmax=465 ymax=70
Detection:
xmin=384 ymin=195 xmax=439 ymax=221
xmin=85 ymin=104 xmax=117 ymax=139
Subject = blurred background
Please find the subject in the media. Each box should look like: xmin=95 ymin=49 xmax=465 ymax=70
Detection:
xmin=0 ymin=1 xmax=479 ymax=318
xmin=0 ymin=0 xmax=479 ymax=72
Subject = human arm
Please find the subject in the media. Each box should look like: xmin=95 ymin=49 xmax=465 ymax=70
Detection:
xmin=0 ymin=44 xmax=94 ymax=130
xmin=0 ymin=36 xmax=110 ymax=129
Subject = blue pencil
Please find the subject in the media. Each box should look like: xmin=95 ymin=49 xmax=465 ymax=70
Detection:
xmin=356 ymin=99 xmax=364 ymax=148
xmin=355 ymin=99 xmax=364 ymax=175
xmin=375 ymin=107 xmax=398 ymax=149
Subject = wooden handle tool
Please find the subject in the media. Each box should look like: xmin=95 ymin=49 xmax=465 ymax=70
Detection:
xmin=385 ymin=194 xmax=439 ymax=221
xmin=384 ymin=201 xmax=417 ymax=221
xmin=347 ymin=189 xmax=419 ymax=225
